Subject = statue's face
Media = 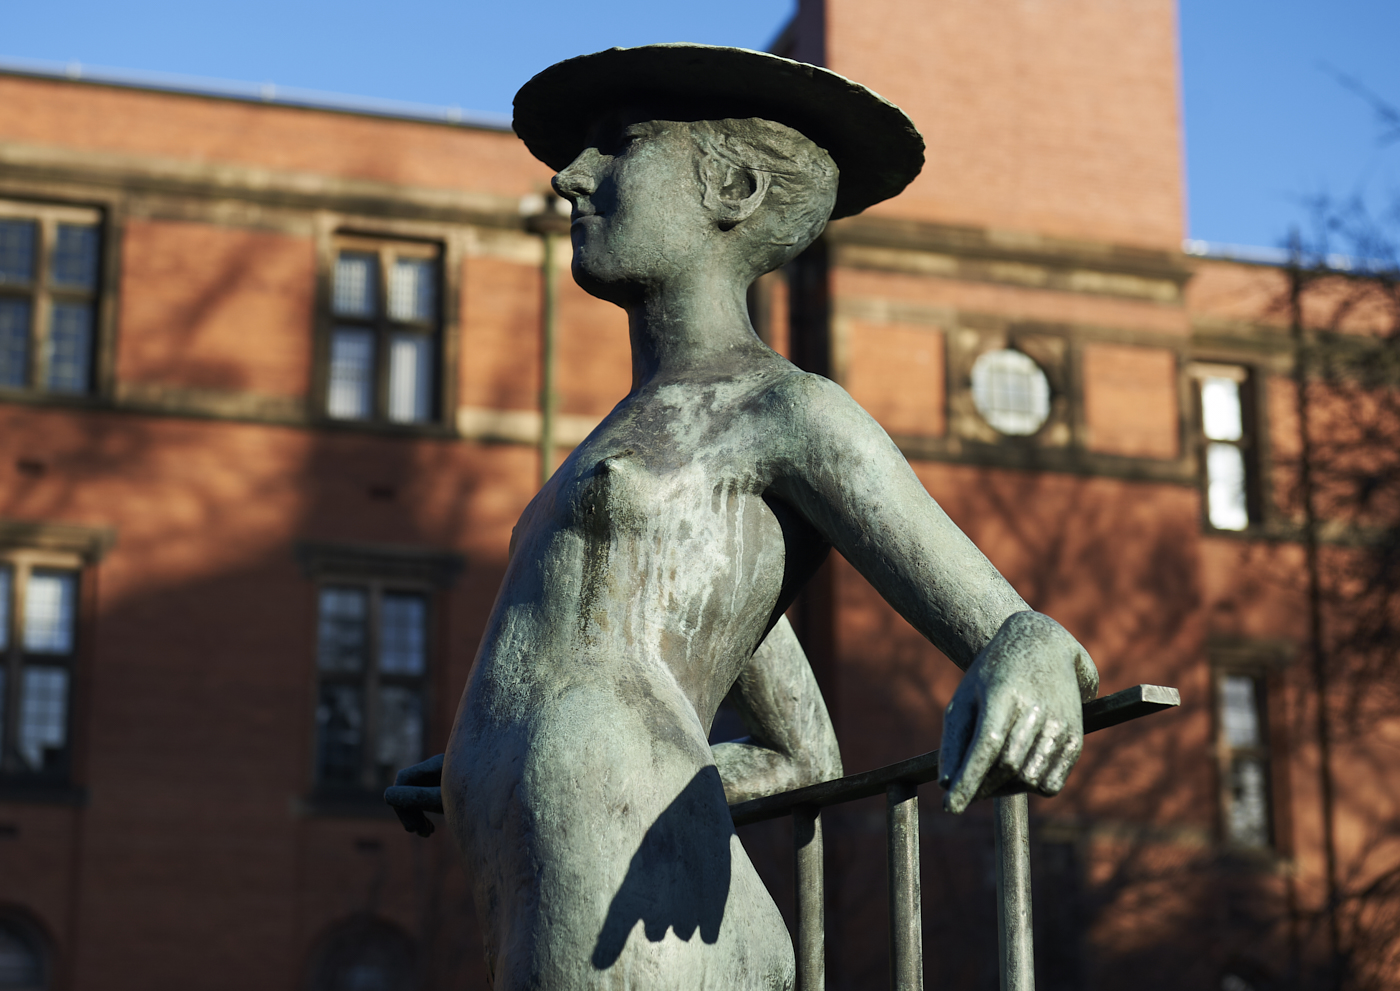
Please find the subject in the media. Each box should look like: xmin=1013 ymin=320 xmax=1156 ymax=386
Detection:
xmin=553 ymin=119 xmax=711 ymax=305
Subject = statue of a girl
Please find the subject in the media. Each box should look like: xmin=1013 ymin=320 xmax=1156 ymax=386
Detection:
xmin=439 ymin=44 xmax=1098 ymax=991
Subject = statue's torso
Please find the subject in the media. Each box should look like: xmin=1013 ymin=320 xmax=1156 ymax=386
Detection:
xmin=444 ymin=359 xmax=812 ymax=990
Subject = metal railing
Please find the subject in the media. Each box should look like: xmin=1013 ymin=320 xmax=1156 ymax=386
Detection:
xmin=727 ymin=684 xmax=1181 ymax=991
xmin=386 ymin=684 xmax=1180 ymax=991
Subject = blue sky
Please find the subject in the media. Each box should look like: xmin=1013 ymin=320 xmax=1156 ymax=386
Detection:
xmin=2 ymin=0 xmax=1397 ymax=250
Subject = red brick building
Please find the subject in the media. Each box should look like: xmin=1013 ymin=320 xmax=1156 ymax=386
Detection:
xmin=1 ymin=1 xmax=1395 ymax=989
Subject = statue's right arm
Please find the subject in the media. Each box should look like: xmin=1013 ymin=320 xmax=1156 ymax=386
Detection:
xmin=710 ymin=614 xmax=843 ymax=805
xmin=766 ymin=372 xmax=1097 ymax=813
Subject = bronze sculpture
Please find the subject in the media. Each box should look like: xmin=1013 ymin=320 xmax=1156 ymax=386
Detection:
xmin=428 ymin=45 xmax=1098 ymax=991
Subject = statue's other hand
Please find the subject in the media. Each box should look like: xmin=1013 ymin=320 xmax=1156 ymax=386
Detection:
xmin=384 ymin=753 xmax=445 ymax=837
xmin=937 ymin=612 xmax=1097 ymax=815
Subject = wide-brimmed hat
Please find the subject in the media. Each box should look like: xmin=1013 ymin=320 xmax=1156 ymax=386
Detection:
xmin=512 ymin=44 xmax=924 ymax=220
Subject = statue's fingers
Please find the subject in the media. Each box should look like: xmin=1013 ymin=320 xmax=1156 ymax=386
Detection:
xmin=938 ymin=694 xmax=977 ymax=791
xmin=1021 ymin=722 xmax=1066 ymax=792
xmin=1041 ymin=733 xmax=1084 ymax=796
xmin=998 ymin=705 xmax=1042 ymax=773
xmin=395 ymin=752 xmax=445 ymax=787
xmin=944 ymin=702 xmax=1008 ymax=815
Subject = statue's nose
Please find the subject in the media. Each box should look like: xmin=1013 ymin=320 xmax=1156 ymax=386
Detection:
xmin=554 ymin=149 xmax=602 ymax=201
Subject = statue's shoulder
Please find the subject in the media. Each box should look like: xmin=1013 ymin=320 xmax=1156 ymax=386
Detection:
xmin=761 ymin=368 xmax=864 ymax=428
xmin=762 ymin=367 xmax=847 ymax=408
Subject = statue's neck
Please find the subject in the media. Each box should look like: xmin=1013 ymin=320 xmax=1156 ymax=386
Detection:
xmin=626 ymin=271 xmax=761 ymax=391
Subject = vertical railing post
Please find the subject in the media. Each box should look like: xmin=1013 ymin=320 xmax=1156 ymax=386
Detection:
xmin=994 ymin=793 xmax=1034 ymax=991
xmin=794 ymin=805 xmax=825 ymax=991
xmin=886 ymin=780 xmax=923 ymax=991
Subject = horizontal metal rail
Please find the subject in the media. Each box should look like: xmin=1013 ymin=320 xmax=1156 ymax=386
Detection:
xmin=729 ymin=683 xmax=1180 ymax=827
xmin=730 ymin=684 xmax=1180 ymax=991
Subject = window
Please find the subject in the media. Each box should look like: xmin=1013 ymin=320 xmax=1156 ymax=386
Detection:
xmin=325 ymin=238 xmax=441 ymax=425
xmin=970 ymin=348 xmax=1052 ymax=436
xmin=0 ymin=559 xmax=78 ymax=779
xmin=296 ymin=542 xmax=461 ymax=800
xmin=314 ymin=583 xmax=430 ymax=792
xmin=307 ymin=915 xmax=415 ymax=991
xmin=1192 ymin=364 xmax=1257 ymax=531
xmin=0 ymin=915 xmax=47 ymax=990
xmin=0 ymin=202 xmax=101 ymax=396
xmin=1217 ymin=672 xmax=1272 ymax=848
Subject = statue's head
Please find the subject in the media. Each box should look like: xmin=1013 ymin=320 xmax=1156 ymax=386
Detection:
xmin=514 ymin=45 xmax=924 ymax=304
xmin=549 ymin=115 xmax=838 ymax=299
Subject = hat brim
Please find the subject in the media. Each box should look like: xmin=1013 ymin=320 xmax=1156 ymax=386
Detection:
xmin=512 ymin=44 xmax=924 ymax=221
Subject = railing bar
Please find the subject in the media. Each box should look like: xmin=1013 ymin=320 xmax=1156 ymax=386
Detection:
xmin=728 ymin=685 xmax=1180 ymax=826
xmin=995 ymin=793 xmax=1035 ymax=991
xmin=887 ymin=780 xmax=923 ymax=991
xmin=794 ymin=805 xmax=825 ymax=991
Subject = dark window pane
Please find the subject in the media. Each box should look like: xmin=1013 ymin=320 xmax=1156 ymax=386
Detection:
xmin=0 ymin=565 xmax=10 ymax=651
xmin=0 ymin=219 xmax=35 ymax=284
xmin=387 ymin=257 xmax=435 ymax=322
xmin=376 ymin=685 xmax=423 ymax=785
xmin=18 ymin=666 xmax=69 ymax=772
xmin=317 ymin=587 xmax=367 ymax=673
xmin=316 ymin=684 xmax=363 ymax=786
xmin=327 ymin=329 xmax=374 ymax=420
xmin=51 ymin=224 xmax=99 ymax=289
xmin=386 ymin=333 xmax=431 ymax=424
xmin=23 ymin=571 xmax=76 ymax=655
xmin=333 ymin=252 xmax=377 ymax=317
xmin=46 ymin=301 xmax=93 ymax=393
xmin=379 ymin=593 xmax=427 ymax=674
xmin=0 ymin=921 xmax=43 ymax=988
xmin=0 ymin=298 xmax=31 ymax=388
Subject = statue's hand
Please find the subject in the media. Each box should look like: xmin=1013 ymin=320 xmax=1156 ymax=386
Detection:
xmin=938 ymin=611 xmax=1097 ymax=814
xmin=384 ymin=753 xmax=445 ymax=837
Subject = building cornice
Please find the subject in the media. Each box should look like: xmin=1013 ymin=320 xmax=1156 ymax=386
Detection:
xmin=0 ymin=139 xmax=529 ymax=231
xmin=827 ymin=214 xmax=1195 ymax=304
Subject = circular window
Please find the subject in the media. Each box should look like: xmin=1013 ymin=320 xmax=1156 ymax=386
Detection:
xmin=970 ymin=349 xmax=1051 ymax=436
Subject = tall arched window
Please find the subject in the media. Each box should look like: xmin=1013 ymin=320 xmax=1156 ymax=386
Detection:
xmin=0 ymin=916 xmax=47 ymax=991
xmin=307 ymin=916 xmax=416 ymax=991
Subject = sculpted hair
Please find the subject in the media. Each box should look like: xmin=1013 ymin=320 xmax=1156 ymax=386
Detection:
xmin=687 ymin=118 xmax=839 ymax=277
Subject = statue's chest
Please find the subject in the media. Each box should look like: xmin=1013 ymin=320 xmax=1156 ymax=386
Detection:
xmin=556 ymin=442 xmax=777 ymax=558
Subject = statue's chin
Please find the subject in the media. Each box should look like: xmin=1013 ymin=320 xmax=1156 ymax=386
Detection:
xmin=570 ymin=259 xmax=643 ymax=308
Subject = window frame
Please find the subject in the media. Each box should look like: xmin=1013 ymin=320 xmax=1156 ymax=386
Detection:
xmin=947 ymin=329 xmax=1073 ymax=449
xmin=0 ymin=200 xmax=104 ymax=399
xmin=1189 ymin=362 xmax=1264 ymax=533
xmin=0 ymin=548 xmax=83 ymax=782
xmin=1213 ymin=666 xmax=1276 ymax=851
xmin=295 ymin=541 xmax=463 ymax=810
xmin=316 ymin=233 xmax=448 ymax=430
xmin=311 ymin=575 xmax=435 ymax=796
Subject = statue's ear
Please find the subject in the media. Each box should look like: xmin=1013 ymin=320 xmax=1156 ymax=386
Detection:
xmin=701 ymin=162 xmax=772 ymax=231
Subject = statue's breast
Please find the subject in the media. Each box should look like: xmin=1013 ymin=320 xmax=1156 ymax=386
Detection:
xmin=564 ymin=449 xmax=655 ymax=540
